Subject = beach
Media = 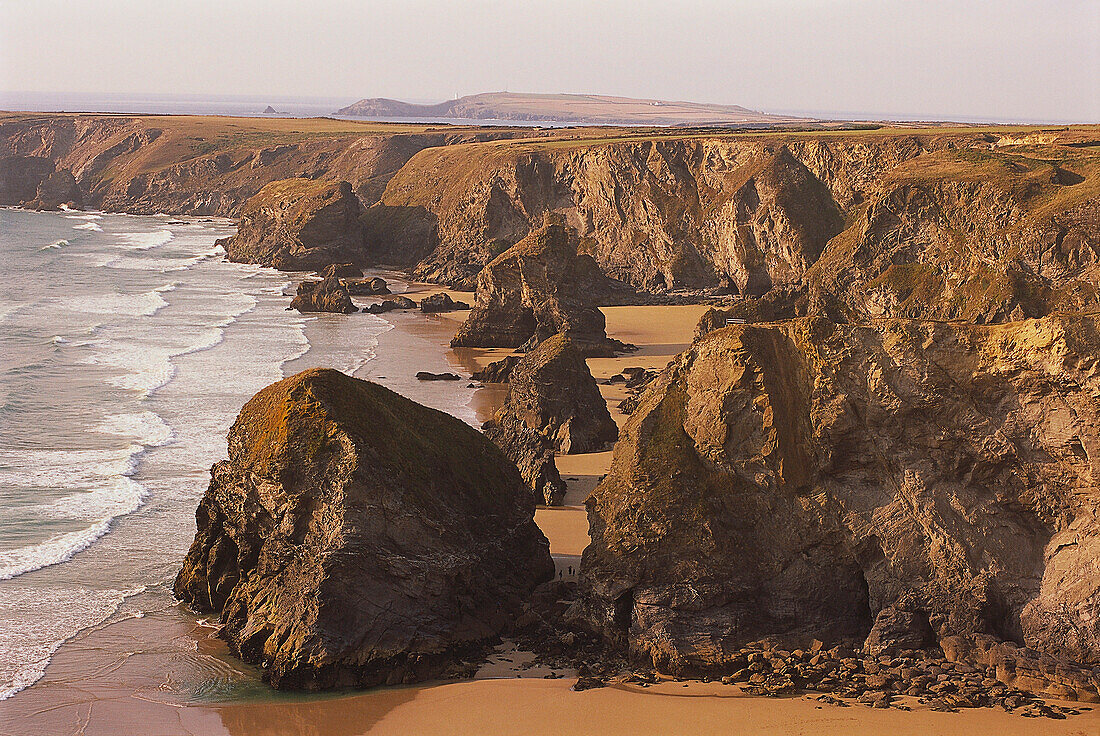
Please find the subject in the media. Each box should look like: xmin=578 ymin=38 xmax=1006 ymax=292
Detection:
xmin=3 ymin=262 xmax=1096 ymax=736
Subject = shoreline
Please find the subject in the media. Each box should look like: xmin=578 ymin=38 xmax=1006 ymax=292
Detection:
xmin=3 ymin=268 xmax=1098 ymax=734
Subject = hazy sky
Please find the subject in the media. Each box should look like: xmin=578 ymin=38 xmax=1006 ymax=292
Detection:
xmin=2 ymin=0 xmax=1097 ymax=122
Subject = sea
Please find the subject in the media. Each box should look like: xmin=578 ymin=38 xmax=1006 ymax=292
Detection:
xmin=0 ymin=207 xmax=478 ymax=702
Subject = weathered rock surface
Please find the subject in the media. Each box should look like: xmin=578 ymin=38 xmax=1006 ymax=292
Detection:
xmin=489 ymin=332 xmax=617 ymax=455
xmin=364 ymin=296 xmax=416 ymax=313
xmin=175 ymin=368 xmax=553 ymax=689
xmin=471 ymin=355 xmax=522 ymax=383
xmin=27 ymin=169 xmax=83 ymax=210
xmin=484 ymin=413 xmax=566 ymax=506
xmin=344 ymin=276 xmax=391 ymax=295
xmin=420 ymin=292 xmax=470 ymax=313
xmin=577 ymin=315 xmax=1100 ymax=681
xmin=224 ymin=179 xmax=366 ymax=270
xmin=319 ymin=262 xmax=363 ymax=279
xmin=288 ymin=277 xmax=357 ymax=313
xmin=415 ymin=371 xmax=461 ymax=381
xmin=452 ymin=219 xmax=631 ymax=356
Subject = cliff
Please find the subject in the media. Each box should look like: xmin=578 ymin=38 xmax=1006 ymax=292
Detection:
xmin=175 ymin=368 xmax=553 ymax=689
xmin=574 ymin=315 xmax=1100 ymax=693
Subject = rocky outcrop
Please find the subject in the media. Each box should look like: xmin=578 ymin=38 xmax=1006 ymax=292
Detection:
xmin=224 ymin=179 xmax=367 ymax=270
xmin=472 ymin=355 xmax=522 ymax=383
xmin=451 ymin=219 xmax=630 ymax=356
xmin=0 ymin=155 xmax=55 ymax=205
xmin=319 ymin=262 xmax=363 ymax=279
xmin=484 ymin=414 xmax=565 ymax=507
xmin=576 ymin=315 xmax=1100 ymax=684
xmin=488 ymin=332 xmax=617 ymax=455
xmin=344 ymin=276 xmax=391 ymax=295
xmin=482 ymin=334 xmax=615 ymax=505
xmin=175 ymin=368 xmax=553 ymax=689
xmin=365 ymin=296 xmax=416 ymax=314
xmin=420 ymin=292 xmax=470 ymax=312
xmin=288 ymin=277 xmax=357 ymax=313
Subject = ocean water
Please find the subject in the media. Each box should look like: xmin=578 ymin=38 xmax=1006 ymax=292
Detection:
xmin=0 ymin=209 xmax=472 ymax=702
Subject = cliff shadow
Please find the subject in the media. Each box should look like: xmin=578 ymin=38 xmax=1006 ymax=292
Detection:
xmin=361 ymin=203 xmax=439 ymax=269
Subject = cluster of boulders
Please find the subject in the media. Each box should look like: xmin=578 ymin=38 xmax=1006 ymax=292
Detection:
xmin=421 ymin=292 xmax=470 ymax=313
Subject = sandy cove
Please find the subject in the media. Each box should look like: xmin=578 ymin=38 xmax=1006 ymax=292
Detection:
xmin=2 ymin=289 xmax=1098 ymax=736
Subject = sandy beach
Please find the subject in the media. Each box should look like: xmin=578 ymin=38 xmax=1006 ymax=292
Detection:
xmin=3 ymin=294 xmax=1097 ymax=736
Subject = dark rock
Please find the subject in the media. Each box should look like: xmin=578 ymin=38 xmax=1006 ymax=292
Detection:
xmin=421 ymin=292 xmax=470 ymax=313
xmin=289 ymin=277 xmax=357 ymax=313
xmin=471 ymin=355 xmax=522 ymax=384
xmin=174 ymin=368 xmax=553 ymax=689
xmin=28 ymin=169 xmax=83 ymax=210
xmin=223 ymin=179 xmax=366 ymax=271
xmin=484 ymin=412 xmax=565 ymax=506
xmin=451 ymin=217 xmax=633 ymax=357
xmin=487 ymin=333 xmax=617 ymax=455
xmin=319 ymin=262 xmax=363 ymax=279
xmin=344 ymin=276 xmax=391 ymax=295
xmin=0 ymin=155 xmax=54 ymax=205
xmin=365 ymin=296 xmax=416 ymax=313
xmin=416 ymin=372 xmax=462 ymax=381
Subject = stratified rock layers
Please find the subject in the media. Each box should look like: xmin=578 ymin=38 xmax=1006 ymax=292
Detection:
xmin=578 ymin=315 xmax=1100 ymax=673
xmin=175 ymin=368 xmax=553 ymax=689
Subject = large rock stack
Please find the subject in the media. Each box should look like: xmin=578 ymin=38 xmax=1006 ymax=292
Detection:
xmin=175 ymin=368 xmax=553 ymax=689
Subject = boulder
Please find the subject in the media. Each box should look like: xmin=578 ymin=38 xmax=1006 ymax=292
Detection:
xmin=864 ymin=606 xmax=936 ymax=657
xmin=576 ymin=315 xmax=1100 ymax=677
xmin=288 ymin=277 xmax=357 ymax=313
xmin=319 ymin=262 xmax=363 ymax=279
xmin=175 ymin=368 xmax=553 ymax=689
xmin=344 ymin=276 xmax=391 ymax=296
xmin=451 ymin=218 xmax=632 ymax=357
xmin=415 ymin=372 xmax=461 ymax=381
xmin=421 ymin=293 xmax=470 ymax=313
xmin=365 ymin=296 xmax=416 ymax=314
xmin=223 ymin=178 xmax=365 ymax=271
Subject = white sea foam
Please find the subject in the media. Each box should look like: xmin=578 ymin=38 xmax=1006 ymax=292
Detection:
xmin=117 ymin=229 xmax=174 ymax=250
xmin=95 ymin=411 xmax=175 ymax=448
xmin=64 ymin=213 xmax=102 ymax=221
xmin=73 ymin=222 xmax=103 ymax=232
xmin=0 ymin=585 xmax=142 ymax=700
xmin=40 ymin=239 xmax=69 ymax=250
xmin=61 ymin=283 xmax=176 ymax=317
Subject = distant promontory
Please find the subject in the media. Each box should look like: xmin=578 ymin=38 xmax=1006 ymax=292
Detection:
xmin=335 ymin=91 xmax=808 ymax=126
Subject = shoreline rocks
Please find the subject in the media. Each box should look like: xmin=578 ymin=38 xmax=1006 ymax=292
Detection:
xmin=288 ymin=277 xmax=357 ymax=313
xmin=175 ymin=368 xmax=553 ymax=689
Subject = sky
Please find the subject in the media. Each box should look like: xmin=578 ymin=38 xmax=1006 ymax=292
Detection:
xmin=1 ymin=0 xmax=1097 ymax=123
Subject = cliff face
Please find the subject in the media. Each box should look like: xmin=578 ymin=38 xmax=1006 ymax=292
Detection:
xmin=577 ymin=315 xmax=1100 ymax=676
xmin=223 ymin=179 xmax=366 ymax=269
xmin=373 ymin=131 xmax=1100 ymax=323
xmin=0 ymin=114 xmax=537 ymax=216
xmin=175 ymin=368 xmax=553 ymax=689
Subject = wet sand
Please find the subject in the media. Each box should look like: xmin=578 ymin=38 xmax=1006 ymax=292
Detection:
xmin=5 ymin=297 xmax=1096 ymax=735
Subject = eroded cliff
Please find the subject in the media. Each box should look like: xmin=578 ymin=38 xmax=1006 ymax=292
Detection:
xmin=575 ymin=315 xmax=1100 ymax=689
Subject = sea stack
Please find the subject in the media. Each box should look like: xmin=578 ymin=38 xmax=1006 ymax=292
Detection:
xmin=451 ymin=217 xmax=630 ymax=357
xmin=175 ymin=368 xmax=554 ymax=689
xmin=576 ymin=314 xmax=1100 ymax=698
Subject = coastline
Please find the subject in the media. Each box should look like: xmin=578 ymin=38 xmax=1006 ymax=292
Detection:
xmin=7 ymin=290 xmax=1094 ymax=736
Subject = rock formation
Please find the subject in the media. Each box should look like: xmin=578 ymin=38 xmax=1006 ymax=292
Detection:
xmin=224 ymin=179 xmax=366 ymax=270
xmin=319 ymin=262 xmax=363 ymax=279
xmin=420 ymin=293 xmax=470 ymax=313
xmin=288 ymin=277 xmax=357 ymax=313
xmin=452 ymin=219 xmax=631 ymax=357
xmin=483 ymin=333 xmax=617 ymax=505
xmin=175 ymin=368 xmax=553 ymax=689
xmin=344 ymin=276 xmax=391 ymax=295
xmin=365 ymin=296 xmax=416 ymax=314
xmin=576 ymin=315 xmax=1100 ymax=687
xmin=471 ymin=355 xmax=522 ymax=383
